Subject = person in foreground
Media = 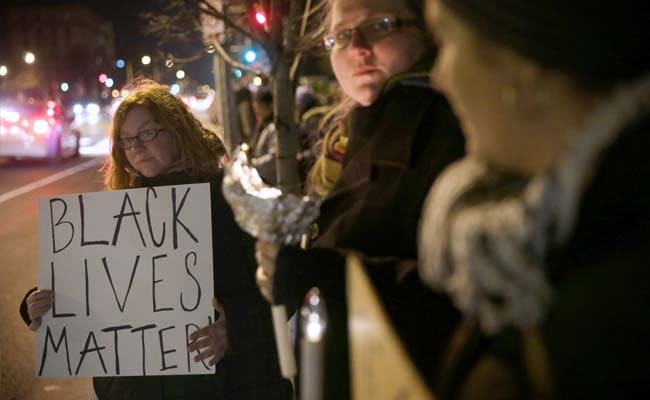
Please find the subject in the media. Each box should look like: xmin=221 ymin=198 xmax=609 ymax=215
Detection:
xmin=254 ymin=0 xmax=466 ymax=397
xmin=419 ymin=1 xmax=650 ymax=398
xmin=21 ymin=79 xmax=292 ymax=399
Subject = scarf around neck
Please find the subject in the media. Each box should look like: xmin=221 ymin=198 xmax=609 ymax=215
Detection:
xmin=418 ymin=75 xmax=650 ymax=335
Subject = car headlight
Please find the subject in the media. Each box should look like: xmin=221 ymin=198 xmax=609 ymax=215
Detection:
xmin=33 ymin=119 xmax=50 ymax=135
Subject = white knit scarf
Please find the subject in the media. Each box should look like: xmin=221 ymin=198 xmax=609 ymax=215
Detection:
xmin=418 ymin=75 xmax=650 ymax=335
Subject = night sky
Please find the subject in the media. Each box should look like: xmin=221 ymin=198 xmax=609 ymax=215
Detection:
xmin=2 ymin=0 xmax=215 ymax=85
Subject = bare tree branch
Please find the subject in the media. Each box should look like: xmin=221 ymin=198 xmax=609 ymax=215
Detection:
xmin=290 ymin=0 xmax=313 ymax=81
xmin=192 ymin=0 xmax=274 ymax=59
xmin=207 ymin=39 xmax=265 ymax=76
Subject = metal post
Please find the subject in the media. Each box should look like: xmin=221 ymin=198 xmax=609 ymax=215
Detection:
xmin=212 ymin=54 xmax=240 ymax=153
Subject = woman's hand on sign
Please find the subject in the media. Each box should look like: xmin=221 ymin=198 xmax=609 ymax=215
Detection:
xmin=187 ymin=297 xmax=228 ymax=366
xmin=26 ymin=289 xmax=54 ymax=331
xmin=255 ymin=240 xmax=279 ymax=304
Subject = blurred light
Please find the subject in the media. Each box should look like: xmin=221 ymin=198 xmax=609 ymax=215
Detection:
xmin=100 ymin=91 xmax=109 ymax=99
xmin=24 ymin=52 xmax=35 ymax=64
xmin=98 ymin=73 xmax=108 ymax=83
xmin=33 ymin=119 xmax=49 ymax=135
xmin=306 ymin=320 xmax=323 ymax=342
xmin=165 ymin=59 xmax=174 ymax=68
xmin=253 ymin=76 xmax=263 ymax=86
xmin=46 ymin=109 xmax=54 ymax=117
xmin=255 ymin=11 xmax=267 ymax=25
xmin=121 ymin=89 xmax=130 ymax=97
xmin=3 ymin=110 xmax=20 ymax=123
xmin=105 ymin=78 xmax=114 ymax=88
xmin=116 ymin=59 xmax=126 ymax=68
xmin=111 ymin=89 xmax=120 ymax=98
xmin=72 ymin=104 xmax=84 ymax=115
xmin=170 ymin=84 xmax=180 ymax=95
xmin=141 ymin=55 xmax=151 ymax=65
xmin=0 ymin=65 xmax=7 ymax=76
xmin=86 ymin=103 xmax=100 ymax=115
xmin=206 ymin=44 xmax=216 ymax=54
xmin=47 ymin=101 xmax=56 ymax=109
xmin=187 ymin=93 xmax=214 ymax=112
xmin=234 ymin=69 xmax=243 ymax=78
xmin=176 ymin=70 xmax=186 ymax=79
xmin=22 ymin=120 xmax=29 ymax=128
xmin=60 ymin=82 xmax=69 ymax=92
xmin=244 ymin=49 xmax=257 ymax=63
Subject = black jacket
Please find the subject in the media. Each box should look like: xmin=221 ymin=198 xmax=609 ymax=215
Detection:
xmin=436 ymin=113 xmax=650 ymax=399
xmin=273 ymin=78 xmax=466 ymax=398
xmin=21 ymin=171 xmax=292 ymax=400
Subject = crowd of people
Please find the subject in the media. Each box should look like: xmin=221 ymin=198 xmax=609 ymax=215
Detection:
xmin=19 ymin=0 xmax=649 ymax=398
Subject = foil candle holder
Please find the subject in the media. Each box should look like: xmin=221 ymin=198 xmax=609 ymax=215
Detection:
xmin=222 ymin=146 xmax=321 ymax=246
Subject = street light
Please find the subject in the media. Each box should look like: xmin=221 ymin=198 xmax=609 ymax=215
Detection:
xmin=24 ymin=52 xmax=35 ymax=64
xmin=0 ymin=65 xmax=7 ymax=77
xmin=141 ymin=55 xmax=151 ymax=65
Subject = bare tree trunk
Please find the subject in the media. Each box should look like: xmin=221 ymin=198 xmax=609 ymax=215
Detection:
xmin=272 ymin=0 xmax=304 ymax=194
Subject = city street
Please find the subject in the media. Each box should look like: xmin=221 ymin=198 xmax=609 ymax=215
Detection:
xmin=0 ymin=153 xmax=106 ymax=399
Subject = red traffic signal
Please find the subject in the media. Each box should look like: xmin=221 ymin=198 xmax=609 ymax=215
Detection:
xmin=251 ymin=3 xmax=269 ymax=32
xmin=255 ymin=11 xmax=267 ymax=25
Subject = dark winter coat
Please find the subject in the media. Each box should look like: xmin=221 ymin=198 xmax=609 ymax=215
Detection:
xmin=435 ymin=113 xmax=650 ymax=400
xmin=273 ymin=75 xmax=466 ymax=399
xmin=21 ymin=171 xmax=292 ymax=400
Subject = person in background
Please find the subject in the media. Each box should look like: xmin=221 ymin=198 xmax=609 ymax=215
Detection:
xmin=21 ymin=79 xmax=292 ymax=400
xmin=249 ymin=87 xmax=277 ymax=185
xmin=254 ymin=0 xmax=466 ymax=397
xmin=234 ymin=79 xmax=256 ymax=145
xmin=419 ymin=1 xmax=650 ymax=398
xmin=295 ymin=84 xmax=326 ymax=184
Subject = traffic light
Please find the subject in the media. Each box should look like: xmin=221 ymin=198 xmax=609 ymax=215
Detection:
xmin=251 ymin=3 xmax=269 ymax=32
xmin=255 ymin=10 xmax=267 ymax=25
xmin=243 ymin=48 xmax=258 ymax=64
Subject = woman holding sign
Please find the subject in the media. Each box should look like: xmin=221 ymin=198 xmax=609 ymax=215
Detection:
xmin=20 ymin=80 xmax=291 ymax=399
xmin=254 ymin=0 xmax=465 ymax=397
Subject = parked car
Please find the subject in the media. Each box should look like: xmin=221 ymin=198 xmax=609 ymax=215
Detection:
xmin=0 ymin=100 xmax=80 ymax=162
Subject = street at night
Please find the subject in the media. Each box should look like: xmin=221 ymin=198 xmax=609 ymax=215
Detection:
xmin=0 ymin=155 xmax=104 ymax=399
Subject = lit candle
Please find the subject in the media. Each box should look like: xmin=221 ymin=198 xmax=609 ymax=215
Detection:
xmin=300 ymin=288 xmax=327 ymax=400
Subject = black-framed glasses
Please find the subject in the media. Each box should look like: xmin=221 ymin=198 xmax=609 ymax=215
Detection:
xmin=323 ymin=16 xmax=420 ymax=51
xmin=117 ymin=128 xmax=164 ymax=150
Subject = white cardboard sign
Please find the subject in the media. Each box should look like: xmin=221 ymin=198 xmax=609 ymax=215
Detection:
xmin=36 ymin=183 xmax=215 ymax=377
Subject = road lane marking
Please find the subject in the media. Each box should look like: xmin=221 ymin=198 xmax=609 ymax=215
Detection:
xmin=0 ymin=158 xmax=102 ymax=205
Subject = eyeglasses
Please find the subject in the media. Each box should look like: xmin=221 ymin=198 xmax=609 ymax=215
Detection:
xmin=117 ymin=128 xmax=164 ymax=150
xmin=323 ymin=16 xmax=420 ymax=51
